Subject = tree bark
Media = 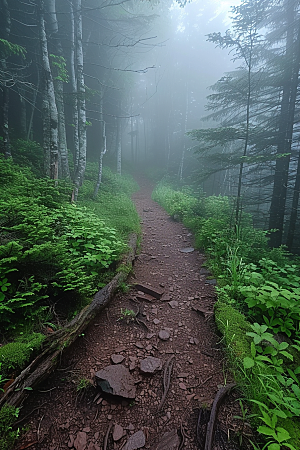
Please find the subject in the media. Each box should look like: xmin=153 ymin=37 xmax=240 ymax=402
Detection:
xmin=70 ymin=0 xmax=79 ymax=181
xmin=116 ymin=116 xmax=122 ymax=175
xmin=94 ymin=91 xmax=106 ymax=197
xmin=269 ymin=0 xmax=298 ymax=247
xmin=38 ymin=0 xmax=59 ymax=180
xmin=73 ymin=0 xmax=87 ymax=201
xmin=46 ymin=0 xmax=70 ymax=179
xmin=1 ymin=0 xmax=11 ymax=158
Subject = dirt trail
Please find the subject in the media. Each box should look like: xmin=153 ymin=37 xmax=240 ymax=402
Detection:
xmin=17 ymin=179 xmax=240 ymax=450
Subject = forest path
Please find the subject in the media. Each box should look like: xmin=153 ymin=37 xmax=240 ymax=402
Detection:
xmin=18 ymin=178 xmax=239 ymax=450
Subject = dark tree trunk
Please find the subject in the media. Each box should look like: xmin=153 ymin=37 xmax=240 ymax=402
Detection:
xmin=268 ymin=0 xmax=299 ymax=247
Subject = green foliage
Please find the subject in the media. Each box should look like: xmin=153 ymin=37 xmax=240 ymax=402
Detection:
xmin=50 ymin=54 xmax=69 ymax=83
xmin=0 ymin=405 xmax=20 ymax=450
xmin=153 ymin=179 xmax=300 ymax=450
xmin=117 ymin=308 xmax=136 ymax=322
xmin=11 ymin=139 xmax=44 ymax=176
xmin=0 ymin=333 xmax=45 ymax=378
xmin=76 ymin=377 xmax=92 ymax=392
xmin=0 ymin=39 xmax=26 ymax=58
xmin=0 ymin=158 xmax=139 ymax=334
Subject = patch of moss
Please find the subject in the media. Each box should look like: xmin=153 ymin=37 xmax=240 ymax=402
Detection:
xmin=214 ymin=300 xmax=252 ymax=359
xmin=0 ymin=405 xmax=20 ymax=450
xmin=0 ymin=332 xmax=45 ymax=377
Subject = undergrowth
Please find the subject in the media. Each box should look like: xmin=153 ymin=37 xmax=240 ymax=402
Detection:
xmin=153 ymin=178 xmax=300 ymax=450
xmin=0 ymin=157 xmax=140 ymax=389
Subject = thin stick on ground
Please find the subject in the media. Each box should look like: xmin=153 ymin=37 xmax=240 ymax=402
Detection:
xmin=158 ymin=355 xmax=175 ymax=411
xmin=104 ymin=423 xmax=112 ymax=450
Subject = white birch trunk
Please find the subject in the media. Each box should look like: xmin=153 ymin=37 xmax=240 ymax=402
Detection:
xmin=70 ymin=1 xmax=79 ymax=177
xmin=94 ymin=92 xmax=106 ymax=197
xmin=46 ymin=0 xmax=70 ymax=179
xmin=73 ymin=0 xmax=86 ymax=201
xmin=39 ymin=0 xmax=58 ymax=180
xmin=1 ymin=0 xmax=11 ymax=158
xmin=116 ymin=117 xmax=122 ymax=175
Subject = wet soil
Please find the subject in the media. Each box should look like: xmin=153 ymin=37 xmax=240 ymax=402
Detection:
xmin=16 ymin=179 xmax=249 ymax=450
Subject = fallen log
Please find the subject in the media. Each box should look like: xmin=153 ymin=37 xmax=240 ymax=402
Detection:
xmin=0 ymin=234 xmax=138 ymax=409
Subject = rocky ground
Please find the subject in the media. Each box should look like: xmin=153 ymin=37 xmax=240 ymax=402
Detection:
xmin=16 ymin=179 xmax=252 ymax=450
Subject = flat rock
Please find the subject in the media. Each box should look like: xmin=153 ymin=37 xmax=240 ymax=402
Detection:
xmin=111 ymin=354 xmax=125 ymax=364
xmin=134 ymin=283 xmax=164 ymax=299
xmin=153 ymin=318 xmax=160 ymax=325
xmin=136 ymin=292 xmax=155 ymax=302
xmin=135 ymin=342 xmax=144 ymax=349
xmin=123 ymin=430 xmax=145 ymax=450
xmin=177 ymin=373 xmax=189 ymax=378
xmin=158 ymin=330 xmax=170 ymax=341
xmin=189 ymin=337 xmax=199 ymax=345
xmin=113 ymin=424 xmax=124 ymax=442
xmin=180 ymin=247 xmax=194 ymax=253
xmin=155 ymin=430 xmax=180 ymax=450
xmin=168 ymin=301 xmax=178 ymax=309
xmin=146 ymin=333 xmax=155 ymax=339
xmin=140 ymin=356 xmax=162 ymax=374
xmin=199 ymin=268 xmax=211 ymax=275
xmin=95 ymin=365 xmax=136 ymax=399
xmin=74 ymin=432 xmax=87 ymax=450
xmin=205 ymin=279 xmax=217 ymax=286
xmin=179 ymin=382 xmax=187 ymax=390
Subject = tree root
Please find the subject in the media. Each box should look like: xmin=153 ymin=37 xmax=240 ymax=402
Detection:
xmin=158 ymin=355 xmax=175 ymax=411
xmin=197 ymin=383 xmax=236 ymax=450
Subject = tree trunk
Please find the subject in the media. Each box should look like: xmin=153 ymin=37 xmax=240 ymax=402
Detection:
xmin=38 ymin=0 xmax=59 ymax=180
xmin=94 ymin=92 xmax=106 ymax=197
xmin=286 ymin=150 xmax=300 ymax=251
xmin=269 ymin=0 xmax=298 ymax=247
xmin=70 ymin=0 xmax=79 ymax=180
xmin=116 ymin=116 xmax=122 ymax=175
xmin=1 ymin=0 xmax=11 ymax=158
xmin=73 ymin=0 xmax=87 ymax=201
xmin=45 ymin=0 xmax=70 ymax=179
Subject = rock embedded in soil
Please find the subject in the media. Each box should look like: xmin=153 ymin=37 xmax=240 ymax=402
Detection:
xmin=179 ymin=247 xmax=194 ymax=253
xmin=74 ymin=431 xmax=87 ymax=450
xmin=111 ymin=354 xmax=125 ymax=364
xmin=168 ymin=301 xmax=178 ymax=309
xmin=95 ymin=365 xmax=136 ymax=399
xmin=113 ymin=424 xmax=124 ymax=441
xmin=158 ymin=330 xmax=170 ymax=341
xmin=134 ymin=283 xmax=164 ymax=299
xmin=123 ymin=430 xmax=145 ymax=450
xmin=155 ymin=430 xmax=180 ymax=450
xmin=140 ymin=356 xmax=162 ymax=373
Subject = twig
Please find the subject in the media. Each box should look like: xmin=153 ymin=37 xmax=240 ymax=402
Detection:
xmin=14 ymin=403 xmax=47 ymax=426
xmin=38 ymin=387 xmax=56 ymax=393
xmin=158 ymin=355 xmax=175 ymax=411
xmin=104 ymin=423 xmax=113 ymax=450
xmin=189 ymin=375 xmax=213 ymax=390
xmin=37 ymin=414 xmax=44 ymax=442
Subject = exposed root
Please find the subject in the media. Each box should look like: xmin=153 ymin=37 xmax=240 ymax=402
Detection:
xmin=158 ymin=355 xmax=175 ymax=411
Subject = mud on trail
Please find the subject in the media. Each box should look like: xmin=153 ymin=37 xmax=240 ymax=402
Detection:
xmin=17 ymin=179 xmax=246 ymax=450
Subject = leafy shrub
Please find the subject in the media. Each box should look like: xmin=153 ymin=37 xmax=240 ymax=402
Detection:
xmin=0 ymin=405 xmax=20 ymax=450
xmin=0 ymin=158 xmax=138 ymax=329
